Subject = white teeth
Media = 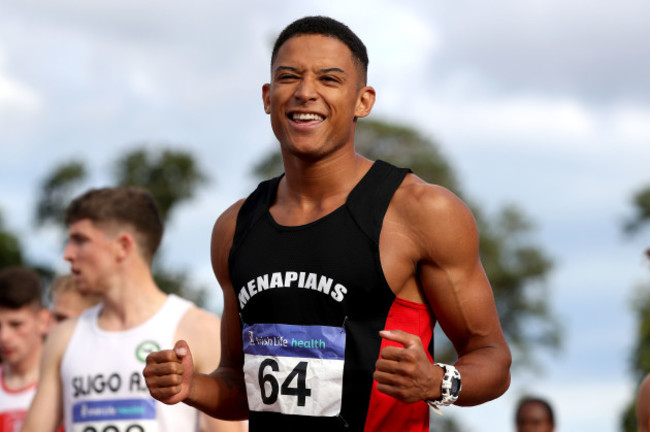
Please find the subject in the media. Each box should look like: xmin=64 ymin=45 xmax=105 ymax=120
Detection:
xmin=293 ymin=112 xmax=324 ymax=121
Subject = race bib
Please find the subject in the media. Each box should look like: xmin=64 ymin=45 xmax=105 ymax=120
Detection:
xmin=71 ymin=399 xmax=157 ymax=432
xmin=242 ymin=322 xmax=346 ymax=417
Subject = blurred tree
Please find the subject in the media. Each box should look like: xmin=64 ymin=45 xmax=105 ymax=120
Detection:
xmin=621 ymin=275 xmax=650 ymax=432
xmin=33 ymin=146 xmax=209 ymax=307
xmin=620 ymin=184 xmax=650 ymax=432
xmin=35 ymin=161 xmax=86 ymax=227
xmin=0 ymin=209 xmax=24 ymax=268
xmin=624 ymin=185 xmax=650 ymax=235
xmin=1 ymin=207 xmax=56 ymax=286
xmin=114 ymin=149 xmax=206 ymax=222
xmin=253 ymin=118 xmax=559 ymax=368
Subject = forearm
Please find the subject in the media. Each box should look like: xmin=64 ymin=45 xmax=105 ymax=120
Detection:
xmin=185 ymin=367 xmax=249 ymax=420
xmin=22 ymin=385 xmax=63 ymax=432
xmin=451 ymin=344 xmax=511 ymax=406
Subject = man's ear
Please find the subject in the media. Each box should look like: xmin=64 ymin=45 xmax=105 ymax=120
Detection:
xmin=115 ymin=232 xmax=135 ymax=261
xmin=354 ymin=86 xmax=376 ymax=119
xmin=262 ymin=83 xmax=271 ymax=114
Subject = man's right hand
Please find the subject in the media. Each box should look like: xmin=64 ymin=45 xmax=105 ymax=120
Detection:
xmin=143 ymin=339 xmax=195 ymax=405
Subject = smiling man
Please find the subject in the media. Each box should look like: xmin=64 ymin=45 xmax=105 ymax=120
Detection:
xmin=144 ymin=16 xmax=511 ymax=432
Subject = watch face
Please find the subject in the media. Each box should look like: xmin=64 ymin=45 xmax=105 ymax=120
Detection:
xmin=450 ymin=377 xmax=461 ymax=396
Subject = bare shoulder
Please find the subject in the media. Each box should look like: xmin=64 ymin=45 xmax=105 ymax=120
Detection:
xmin=42 ymin=317 xmax=79 ymax=365
xmin=211 ymin=199 xmax=246 ymax=246
xmin=211 ymin=199 xmax=247 ymax=282
xmin=177 ymin=305 xmax=221 ymax=343
xmin=176 ymin=305 xmax=222 ymax=372
xmin=393 ymin=174 xmax=473 ymax=222
xmin=388 ymin=174 xmax=479 ymax=263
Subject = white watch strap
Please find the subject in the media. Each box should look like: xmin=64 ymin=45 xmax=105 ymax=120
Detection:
xmin=426 ymin=363 xmax=461 ymax=415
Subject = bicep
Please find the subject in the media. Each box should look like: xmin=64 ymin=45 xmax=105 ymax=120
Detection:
xmin=414 ymin=188 xmax=504 ymax=354
xmin=421 ymin=258 xmax=502 ymax=353
xmin=217 ymin=280 xmax=244 ymax=370
xmin=210 ymin=201 xmax=245 ymax=370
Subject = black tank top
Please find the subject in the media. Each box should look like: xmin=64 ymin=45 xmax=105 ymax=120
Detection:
xmin=229 ymin=160 xmax=413 ymax=431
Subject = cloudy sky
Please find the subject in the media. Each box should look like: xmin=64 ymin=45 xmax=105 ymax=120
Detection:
xmin=1 ymin=0 xmax=649 ymax=430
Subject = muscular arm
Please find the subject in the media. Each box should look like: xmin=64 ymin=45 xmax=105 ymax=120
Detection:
xmin=375 ymin=177 xmax=511 ymax=406
xmin=21 ymin=319 xmax=75 ymax=432
xmin=197 ymin=199 xmax=249 ymax=418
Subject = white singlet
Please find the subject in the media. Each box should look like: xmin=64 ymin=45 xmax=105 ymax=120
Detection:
xmin=61 ymin=294 xmax=199 ymax=432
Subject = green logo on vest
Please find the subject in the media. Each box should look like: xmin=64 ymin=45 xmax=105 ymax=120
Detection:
xmin=136 ymin=340 xmax=160 ymax=362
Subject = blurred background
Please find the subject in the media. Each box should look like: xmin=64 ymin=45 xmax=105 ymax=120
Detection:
xmin=1 ymin=0 xmax=649 ymax=430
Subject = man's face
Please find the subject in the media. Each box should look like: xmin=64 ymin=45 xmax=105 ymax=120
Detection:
xmin=262 ymin=34 xmax=375 ymax=160
xmin=0 ymin=306 xmax=49 ymax=368
xmin=51 ymin=290 xmax=89 ymax=323
xmin=516 ymin=401 xmax=554 ymax=432
xmin=63 ymin=219 xmax=119 ymax=294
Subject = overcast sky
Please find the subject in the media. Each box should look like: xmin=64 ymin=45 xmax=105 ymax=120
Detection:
xmin=1 ymin=1 xmax=649 ymax=430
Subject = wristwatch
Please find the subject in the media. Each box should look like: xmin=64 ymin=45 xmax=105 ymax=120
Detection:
xmin=426 ymin=363 xmax=461 ymax=415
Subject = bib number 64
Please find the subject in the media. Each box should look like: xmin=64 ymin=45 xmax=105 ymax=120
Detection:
xmin=258 ymin=359 xmax=312 ymax=406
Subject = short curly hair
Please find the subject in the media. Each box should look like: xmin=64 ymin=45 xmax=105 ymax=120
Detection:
xmin=271 ymin=16 xmax=369 ymax=84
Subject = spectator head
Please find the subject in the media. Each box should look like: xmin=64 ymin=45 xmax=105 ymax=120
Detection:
xmin=516 ymin=396 xmax=555 ymax=432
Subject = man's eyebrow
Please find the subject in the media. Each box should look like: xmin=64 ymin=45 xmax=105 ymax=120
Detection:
xmin=274 ymin=66 xmax=300 ymax=74
xmin=319 ymin=67 xmax=346 ymax=75
xmin=273 ymin=66 xmax=347 ymax=74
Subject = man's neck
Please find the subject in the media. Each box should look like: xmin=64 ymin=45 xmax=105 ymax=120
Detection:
xmin=284 ymin=149 xmax=364 ymax=191
xmin=273 ymin=152 xmax=372 ymax=226
xmin=2 ymin=354 xmax=41 ymax=390
xmin=97 ymin=270 xmax=168 ymax=331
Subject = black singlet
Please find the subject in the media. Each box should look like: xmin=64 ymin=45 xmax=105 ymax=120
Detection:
xmin=229 ymin=160 xmax=432 ymax=431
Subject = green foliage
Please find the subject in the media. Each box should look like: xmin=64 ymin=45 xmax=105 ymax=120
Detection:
xmin=478 ymin=205 xmax=558 ymax=367
xmin=252 ymin=117 xmax=559 ymax=368
xmin=620 ymin=184 xmax=650 ymax=432
xmin=621 ymin=399 xmax=636 ymax=432
xmin=621 ymin=280 xmax=650 ymax=431
xmin=354 ymin=120 xmax=460 ymax=193
xmin=0 ymin=210 xmax=24 ymax=268
xmin=35 ymin=161 xmax=86 ymax=227
xmin=252 ymin=151 xmax=284 ymax=180
xmin=632 ymin=289 xmax=650 ymax=381
xmin=624 ymin=185 xmax=650 ymax=234
xmin=114 ymin=149 xmax=207 ymax=222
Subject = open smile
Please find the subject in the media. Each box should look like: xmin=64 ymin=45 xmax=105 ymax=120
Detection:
xmin=288 ymin=111 xmax=326 ymax=122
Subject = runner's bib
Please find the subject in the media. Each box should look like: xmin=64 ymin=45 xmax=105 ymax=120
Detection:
xmin=243 ymin=323 xmax=346 ymax=417
xmin=71 ymin=399 xmax=157 ymax=432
